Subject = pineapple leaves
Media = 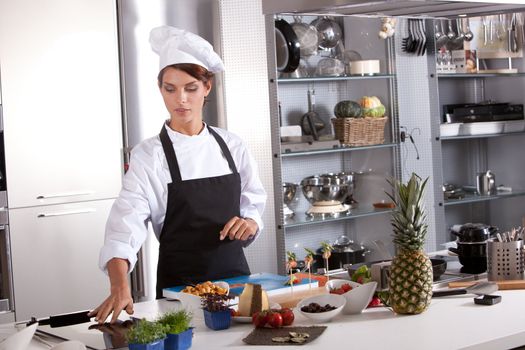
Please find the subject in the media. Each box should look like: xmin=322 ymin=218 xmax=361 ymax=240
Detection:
xmin=386 ymin=173 xmax=429 ymax=251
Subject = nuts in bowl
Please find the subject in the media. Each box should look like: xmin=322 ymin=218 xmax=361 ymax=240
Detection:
xmin=296 ymin=294 xmax=346 ymax=323
xmin=325 ymin=279 xmax=377 ymax=314
xmin=181 ymin=281 xmax=229 ymax=296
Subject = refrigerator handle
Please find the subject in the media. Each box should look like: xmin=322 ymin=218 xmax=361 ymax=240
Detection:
xmin=37 ymin=208 xmax=96 ymax=218
xmin=36 ymin=191 xmax=94 ymax=200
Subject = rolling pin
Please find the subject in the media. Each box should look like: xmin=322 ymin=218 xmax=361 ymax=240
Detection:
xmin=448 ymin=280 xmax=525 ymax=290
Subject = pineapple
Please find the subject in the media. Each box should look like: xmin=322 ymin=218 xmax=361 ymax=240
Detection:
xmin=386 ymin=173 xmax=433 ymax=314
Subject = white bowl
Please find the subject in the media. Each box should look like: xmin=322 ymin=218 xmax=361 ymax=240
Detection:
xmin=0 ymin=323 xmax=37 ymax=350
xmin=325 ymin=279 xmax=377 ymax=314
xmin=171 ymin=281 xmax=230 ymax=311
xmin=296 ymin=294 xmax=346 ymax=323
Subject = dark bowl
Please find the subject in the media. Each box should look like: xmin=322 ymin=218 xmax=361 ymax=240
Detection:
xmin=430 ymin=258 xmax=447 ymax=281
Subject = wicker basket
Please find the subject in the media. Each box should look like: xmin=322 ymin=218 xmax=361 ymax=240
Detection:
xmin=332 ymin=117 xmax=388 ymax=146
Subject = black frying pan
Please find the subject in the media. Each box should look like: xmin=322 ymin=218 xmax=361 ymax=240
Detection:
xmin=275 ymin=19 xmax=300 ymax=73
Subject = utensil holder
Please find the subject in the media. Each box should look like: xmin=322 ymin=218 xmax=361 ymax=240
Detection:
xmin=487 ymin=239 xmax=525 ymax=281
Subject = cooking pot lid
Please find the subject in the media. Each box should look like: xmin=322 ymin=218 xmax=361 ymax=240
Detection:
xmin=332 ymin=235 xmax=364 ymax=252
xmin=455 ymin=223 xmax=497 ymax=242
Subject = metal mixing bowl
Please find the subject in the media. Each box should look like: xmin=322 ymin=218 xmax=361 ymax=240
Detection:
xmin=282 ymin=183 xmax=298 ymax=205
xmin=300 ymin=173 xmax=352 ymax=205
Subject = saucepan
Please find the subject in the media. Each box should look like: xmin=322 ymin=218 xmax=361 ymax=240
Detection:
xmin=313 ymin=235 xmax=370 ymax=271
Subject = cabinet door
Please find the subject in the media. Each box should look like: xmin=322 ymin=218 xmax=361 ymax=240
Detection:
xmin=9 ymin=199 xmax=113 ymax=321
xmin=0 ymin=0 xmax=123 ymax=208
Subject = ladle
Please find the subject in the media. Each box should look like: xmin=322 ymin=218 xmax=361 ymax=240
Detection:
xmin=446 ymin=20 xmax=456 ymax=41
xmin=463 ymin=18 xmax=474 ymax=42
xmin=436 ymin=20 xmax=449 ymax=48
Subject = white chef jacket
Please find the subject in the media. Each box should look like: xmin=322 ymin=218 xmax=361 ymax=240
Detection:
xmin=99 ymin=123 xmax=267 ymax=273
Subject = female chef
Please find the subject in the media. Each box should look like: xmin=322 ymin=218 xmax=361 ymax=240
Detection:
xmin=90 ymin=26 xmax=266 ymax=323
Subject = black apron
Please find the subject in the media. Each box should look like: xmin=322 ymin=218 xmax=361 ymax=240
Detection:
xmin=156 ymin=124 xmax=250 ymax=298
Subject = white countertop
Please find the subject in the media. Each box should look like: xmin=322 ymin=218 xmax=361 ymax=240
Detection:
xmin=16 ymin=288 xmax=525 ymax=350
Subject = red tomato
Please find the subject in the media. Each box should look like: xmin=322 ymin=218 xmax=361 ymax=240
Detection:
xmin=252 ymin=311 xmax=269 ymax=328
xmin=341 ymin=283 xmax=352 ymax=292
xmin=267 ymin=312 xmax=283 ymax=328
xmin=368 ymin=296 xmax=382 ymax=308
xmin=278 ymin=308 xmax=294 ymax=326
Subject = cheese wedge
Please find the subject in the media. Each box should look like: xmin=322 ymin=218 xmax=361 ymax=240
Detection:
xmin=237 ymin=283 xmax=269 ymax=317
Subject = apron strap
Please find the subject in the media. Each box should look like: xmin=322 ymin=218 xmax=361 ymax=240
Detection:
xmin=207 ymin=125 xmax=239 ymax=174
xmin=159 ymin=125 xmax=182 ymax=182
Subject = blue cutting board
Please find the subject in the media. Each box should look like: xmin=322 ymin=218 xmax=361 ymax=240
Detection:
xmin=164 ymin=272 xmax=318 ymax=296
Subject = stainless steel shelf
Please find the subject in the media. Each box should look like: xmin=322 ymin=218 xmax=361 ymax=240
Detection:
xmin=281 ymin=142 xmax=398 ymax=157
xmin=282 ymin=207 xmax=393 ymax=228
xmin=277 ymin=74 xmax=395 ymax=84
xmin=444 ymin=189 xmax=525 ymax=207
xmin=437 ymin=73 xmax=525 ymax=79
xmin=440 ymin=131 xmax=525 ymax=140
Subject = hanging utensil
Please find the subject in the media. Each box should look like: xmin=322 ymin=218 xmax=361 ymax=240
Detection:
xmin=511 ymin=13 xmax=519 ymax=52
xmin=482 ymin=16 xmax=488 ymax=46
xmin=436 ymin=19 xmax=449 ymax=48
xmin=300 ymin=88 xmax=324 ymax=140
xmin=463 ymin=18 xmax=474 ymax=42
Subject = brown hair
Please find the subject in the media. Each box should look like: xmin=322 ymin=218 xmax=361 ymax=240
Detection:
xmin=157 ymin=63 xmax=214 ymax=87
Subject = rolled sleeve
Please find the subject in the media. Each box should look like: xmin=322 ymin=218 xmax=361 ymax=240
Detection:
xmin=98 ymin=147 xmax=153 ymax=274
xmin=238 ymin=142 xmax=267 ymax=248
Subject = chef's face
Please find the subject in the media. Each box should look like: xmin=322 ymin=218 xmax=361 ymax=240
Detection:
xmin=159 ymin=67 xmax=211 ymax=125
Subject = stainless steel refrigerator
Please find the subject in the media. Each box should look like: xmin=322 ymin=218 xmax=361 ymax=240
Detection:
xmin=118 ymin=0 xmax=220 ymax=301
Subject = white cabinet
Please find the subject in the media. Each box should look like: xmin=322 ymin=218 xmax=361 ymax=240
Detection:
xmin=9 ymin=199 xmax=112 ymax=321
xmin=0 ymin=0 xmax=123 ymax=208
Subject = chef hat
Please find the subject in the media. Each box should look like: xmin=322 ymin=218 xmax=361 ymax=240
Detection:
xmin=149 ymin=26 xmax=224 ymax=73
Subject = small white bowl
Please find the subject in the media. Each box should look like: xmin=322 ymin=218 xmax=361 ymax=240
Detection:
xmin=325 ymin=279 xmax=377 ymax=314
xmin=297 ymin=294 xmax=346 ymax=323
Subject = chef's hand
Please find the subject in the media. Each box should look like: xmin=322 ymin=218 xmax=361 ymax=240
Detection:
xmin=220 ymin=216 xmax=258 ymax=241
xmin=89 ymin=258 xmax=134 ymax=324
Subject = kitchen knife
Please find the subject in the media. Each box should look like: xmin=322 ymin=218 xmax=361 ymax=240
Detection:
xmin=432 ymin=281 xmax=498 ymax=298
xmin=27 ymin=310 xmax=93 ymax=328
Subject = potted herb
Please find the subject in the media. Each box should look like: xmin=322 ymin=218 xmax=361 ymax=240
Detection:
xmin=126 ymin=318 xmax=167 ymax=350
xmin=157 ymin=310 xmax=193 ymax=350
xmin=201 ymin=293 xmax=233 ymax=331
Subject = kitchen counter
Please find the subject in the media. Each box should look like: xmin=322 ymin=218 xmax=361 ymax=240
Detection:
xmin=19 ymin=288 xmax=525 ymax=350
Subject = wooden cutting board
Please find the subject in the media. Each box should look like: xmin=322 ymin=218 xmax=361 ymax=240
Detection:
xmin=448 ymin=280 xmax=525 ymax=290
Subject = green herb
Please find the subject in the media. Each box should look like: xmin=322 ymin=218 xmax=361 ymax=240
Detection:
xmin=156 ymin=309 xmax=192 ymax=335
xmin=286 ymin=251 xmax=297 ymax=262
xmin=201 ymin=293 xmax=233 ymax=312
xmin=125 ymin=319 xmax=167 ymax=345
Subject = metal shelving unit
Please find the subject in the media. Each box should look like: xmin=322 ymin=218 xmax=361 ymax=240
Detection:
xmin=438 ymin=73 xmax=525 ymax=78
xmin=281 ymin=142 xmax=398 ymax=157
xmin=440 ymin=131 xmax=525 ymax=140
xmin=277 ymin=74 xmax=395 ymax=84
xmin=265 ymin=14 xmax=400 ymax=274
xmin=444 ymin=189 xmax=525 ymax=206
xmin=282 ymin=207 xmax=393 ymax=228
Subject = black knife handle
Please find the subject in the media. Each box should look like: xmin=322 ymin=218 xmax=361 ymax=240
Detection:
xmin=432 ymin=289 xmax=468 ymax=297
xmin=50 ymin=310 xmax=92 ymax=327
